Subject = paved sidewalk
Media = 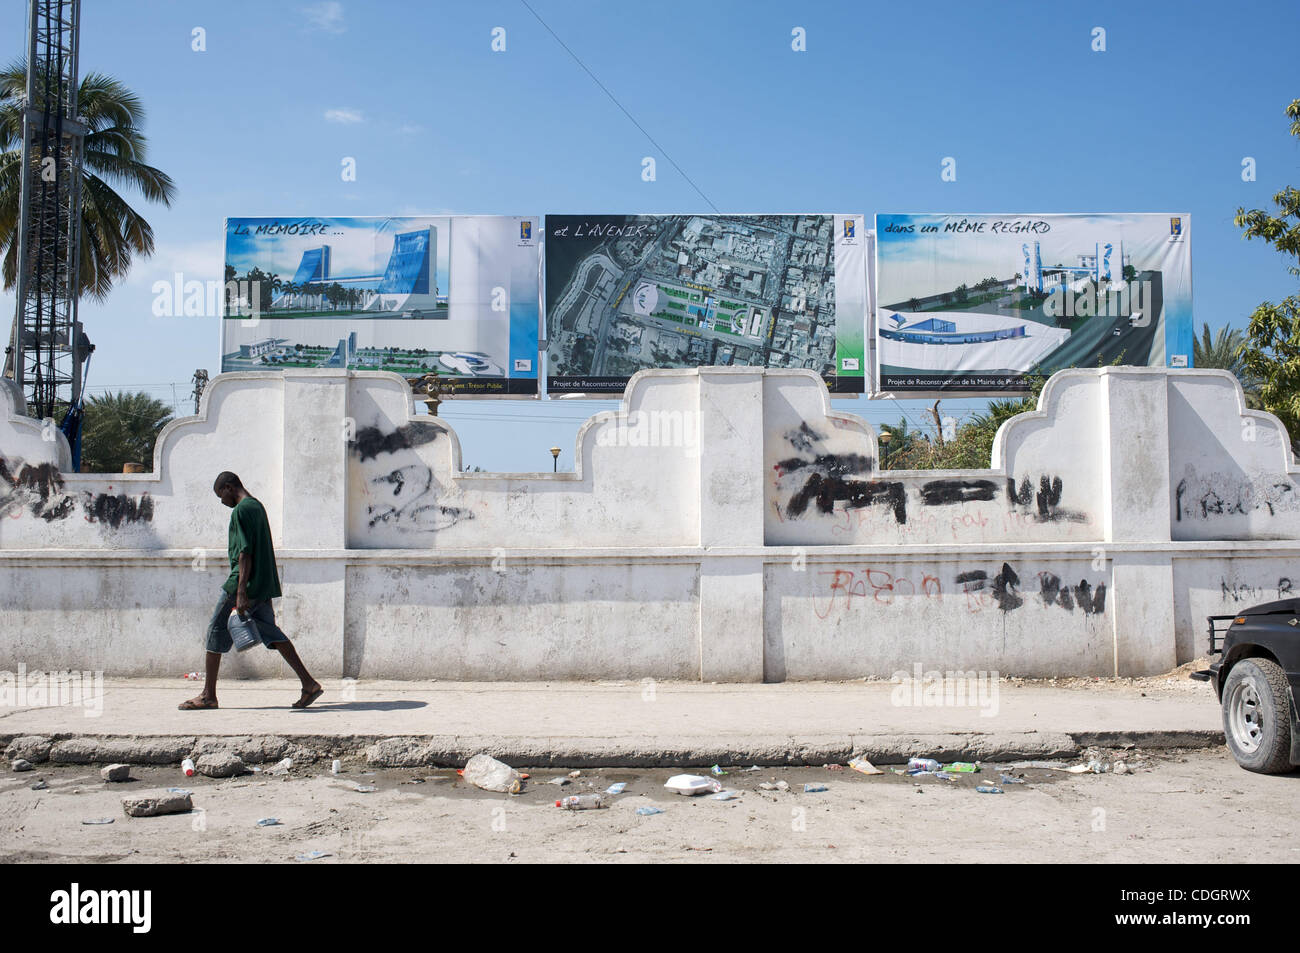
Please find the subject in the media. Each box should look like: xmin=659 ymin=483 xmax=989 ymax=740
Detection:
xmin=0 ymin=676 xmax=1224 ymax=766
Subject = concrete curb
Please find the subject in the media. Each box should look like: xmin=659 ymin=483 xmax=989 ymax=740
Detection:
xmin=2 ymin=729 xmax=1227 ymax=768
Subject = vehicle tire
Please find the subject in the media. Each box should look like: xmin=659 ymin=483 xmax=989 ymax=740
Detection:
xmin=1221 ymin=658 xmax=1294 ymax=774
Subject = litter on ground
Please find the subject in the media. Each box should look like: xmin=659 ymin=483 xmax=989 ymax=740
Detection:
xmin=663 ymin=774 xmax=723 ymax=796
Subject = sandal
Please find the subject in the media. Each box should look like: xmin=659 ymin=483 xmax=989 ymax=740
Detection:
xmin=292 ymin=686 xmax=324 ymax=709
xmin=178 ymin=696 xmax=218 ymax=710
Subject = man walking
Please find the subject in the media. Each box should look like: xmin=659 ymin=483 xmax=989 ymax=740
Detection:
xmin=180 ymin=471 xmax=323 ymax=710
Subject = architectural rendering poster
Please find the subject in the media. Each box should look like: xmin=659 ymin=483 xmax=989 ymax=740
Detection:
xmin=544 ymin=214 xmax=868 ymax=395
xmin=874 ymin=213 xmax=1193 ymax=395
xmin=221 ymin=216 xmax=540 ymax=396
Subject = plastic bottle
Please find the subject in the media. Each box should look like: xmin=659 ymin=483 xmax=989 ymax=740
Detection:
xmin=181 ymin=758 xmax=195 ymax=777
xmin=556 ymin=794 xmax=606 ymax=810
xmin=331 ymin=760 xmax=342 ymax=775
xmin=907 ymin=758 xmax=941 ymax=773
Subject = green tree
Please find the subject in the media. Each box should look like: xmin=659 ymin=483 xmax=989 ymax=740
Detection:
xmin=1193 ymin=322 xmax=1262 ymax=406
xmin=886 ymin=374 xmax=1048 ymax=470
xmin=80 ymin=391 xmax=173 ymax=473
xmin=1236 ymin=99 xmax=1300 ymax=443
xmin=878 ymin=416 xmax=918 ymax=469
xmin=1 ymin=61 xmax=176 ymax=301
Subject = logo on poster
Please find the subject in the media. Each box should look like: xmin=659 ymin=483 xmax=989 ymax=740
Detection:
xmin=843 ymin=220 xmax=855 ymax=239
xmin=1170 ymin=216 xmax=1182 ymax=239
xmin=520 ymin=220 xmax=532 ymax=241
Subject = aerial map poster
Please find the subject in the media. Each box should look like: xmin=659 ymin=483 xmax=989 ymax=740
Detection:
xmin=874 ymin=213 xmax=1194 ymax=395
xmin=544 ymin=214 xmax=868 ymax=395
xmin=221 ymin=216 xmax=541 ymax=396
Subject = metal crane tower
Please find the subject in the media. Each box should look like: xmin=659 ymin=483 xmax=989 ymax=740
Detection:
xmin=3 ymin=0 xmax=89 ymax=424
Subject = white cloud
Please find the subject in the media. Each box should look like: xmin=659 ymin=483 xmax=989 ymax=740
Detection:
xmin=302 ymin=1 xmax=345 ymax=33
xmin=122 ymin=239 xmax=226 ymax=289
xmin=324 ymin=108 xmax=363 ymax=124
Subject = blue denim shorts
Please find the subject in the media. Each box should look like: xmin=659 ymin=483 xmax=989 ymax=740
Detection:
xmin=204 ymin=588 xmax=290 ymax=654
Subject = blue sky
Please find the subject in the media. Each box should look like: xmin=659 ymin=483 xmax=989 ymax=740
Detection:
xmin=4 ymin=0 xmax=1298 ymax=471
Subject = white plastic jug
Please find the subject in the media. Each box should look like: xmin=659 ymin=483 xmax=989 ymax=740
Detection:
xmin=663 ymin=774 xmax=723 ymax=796
xmin=227 ymin=611 xmax=261 ymax=652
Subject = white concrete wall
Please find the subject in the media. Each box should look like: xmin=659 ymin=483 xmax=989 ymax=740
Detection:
xmin=2 ymin=365 xmax=1294 ymax=680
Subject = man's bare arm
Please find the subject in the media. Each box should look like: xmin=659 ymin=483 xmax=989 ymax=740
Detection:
xmin=236 ymin=551 xmax=253 ymax=616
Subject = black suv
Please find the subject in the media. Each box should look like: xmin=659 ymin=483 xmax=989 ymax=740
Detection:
xmin=1195 ymin=599 xmax=1300 ymax=773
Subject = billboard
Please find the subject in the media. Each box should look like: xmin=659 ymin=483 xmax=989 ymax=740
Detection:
xmin=874 ymin=213 xmax=1193 ymax=394
xmin=544 ymin=214 xmax=868 ymax=395
xmin=221 ymin=216 xmax=540 ymax=396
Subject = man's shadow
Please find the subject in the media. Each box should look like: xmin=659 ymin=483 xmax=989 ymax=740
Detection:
xmin=241 ymin=701 xmax=428 ymax=712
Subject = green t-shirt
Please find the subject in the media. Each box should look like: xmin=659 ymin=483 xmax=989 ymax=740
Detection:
xmin=223 ymin=496 xmax=282 ymax=600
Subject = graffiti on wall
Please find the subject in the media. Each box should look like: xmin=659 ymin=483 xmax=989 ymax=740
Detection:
xmin=1174 ymin=469 xmax=1300 ymax=522
xmin=0 ymin=459 xmax=72 ymax=521
xmin=1 ymin=457 xmax=154 ymax=528
xmin=812 ymin=560 xmax=1107 ymax=619
xmin=772 ymin=422 xmax=908 ymax=523
xmin=352 ymin=422 xmax=445 ymax=462
xmin=349 ymin=420 xmax=473 ymax=532
xmin=1219 ymin=576 xmax=1293 ymax=604
xmin=770 ymin=422 xmax=1089 ymax=533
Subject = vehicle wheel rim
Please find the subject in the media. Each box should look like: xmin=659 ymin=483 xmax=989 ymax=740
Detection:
xmin=1227 ymin=680 xmax=1264 ymax=753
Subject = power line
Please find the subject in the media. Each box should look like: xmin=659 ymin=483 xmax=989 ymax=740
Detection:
xmin=518 ymin=0 xmax=718 ymax=212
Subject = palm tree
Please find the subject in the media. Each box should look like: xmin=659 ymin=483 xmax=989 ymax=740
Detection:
xmin=1 ymin=61 xmax=177 ymax=301
xmin=970 ymin=395 xmax=1035 ymax=431
xmin=878 ymin=416 xmax=917 ymax=468
xmin=80 ymin=391 xmax=173 ymax=473
xmin=1193 ymin=322 xmax=1262 ymax=406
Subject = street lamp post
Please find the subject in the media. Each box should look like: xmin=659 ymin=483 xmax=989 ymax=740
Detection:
xmin=880 ymin=431 xmax=892 ymax=469
xmin=550 ymin=446 xmax=561 ymax=472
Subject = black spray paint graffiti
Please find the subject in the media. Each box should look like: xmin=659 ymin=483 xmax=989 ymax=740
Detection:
xmin=955 ymin=562 xmax=1106 ymax=614
xmin=1005 ymin=475 xmax=1087 ymax=522
xmin=920 ymin=479 xmax=998 ymax=506
xmin=776 ymin=453 xmax=875 ymax=478
xmin=82 ymin=492 xmax=155 ymax=528
xmin=954 ymin=563 xmax=1023 ymax=612
xmin=349 ymin=422 xmax=471 ymax=532
xmin=1175 ymin=473 xmax=1299 ymax=521
xmin=783 ymin=422 xmax=822 ymax=455
xmin=1036 ymin=571 xmax=1107 ymax=613
xmin=1221 ymin=577 xmax=1293 ymax=603
xmin=774 ymin=423 xmax=907 ymax=522
xmin=350 ymin=421 xmax=446 ymax=462
xmin=0 ymin=459 xmax=73 ymax=521
xmin=786 ymin=474 xmax=908 ymax=523
xmin=0 ymin=457 xmax=154 ymax=527
xmin=916 ymin=474 xmax=1086 ymax=525
xmin=774 ymin=421 xmax=1088 ymax=529
xmin=366 ymin=464 xmax=473 ymax=531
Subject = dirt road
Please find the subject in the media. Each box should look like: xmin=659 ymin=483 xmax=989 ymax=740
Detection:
xmin=3 ymin=748 xmax=1295 ymax=863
